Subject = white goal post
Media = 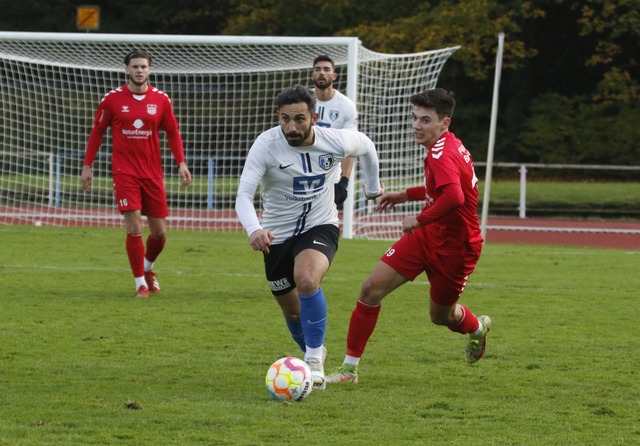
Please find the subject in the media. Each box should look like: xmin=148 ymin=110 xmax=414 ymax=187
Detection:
xmin=0 ymin=32 xmax=459 ymax=239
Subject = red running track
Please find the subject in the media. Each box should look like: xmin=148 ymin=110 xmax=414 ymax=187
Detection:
xmin=1 ymin=206 xmax=638 ymax=250
xmin=484 ymin=217 xmax=640 ymax=250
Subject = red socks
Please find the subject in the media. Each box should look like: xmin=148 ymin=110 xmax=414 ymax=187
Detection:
xmin=346 ymin=300 xmax=381 ymax=358
xmin=126 ymin=233 xmax=145 ymax=277
xmin=127 ymin=233 xmax=166 ymax=278
xmin=447 ymin=305 xmax=480 ymax=334
xmin=145 ymin=234 xmax=166 ymax=263
xmin=344 ymin=302 xmax=479 ymax=359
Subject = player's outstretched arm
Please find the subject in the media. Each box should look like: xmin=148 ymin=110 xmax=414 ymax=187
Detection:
xmin=363 ymin=183 xmax=385 ymax=200
xmin=377 ymin=190 xmax=408 ymax=212
xmin=340 ymin=130 xmax=381 ymax=196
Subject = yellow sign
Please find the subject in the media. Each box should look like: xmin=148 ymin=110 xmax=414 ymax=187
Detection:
xmin=77 ymin=6 xmax=100 ymax=31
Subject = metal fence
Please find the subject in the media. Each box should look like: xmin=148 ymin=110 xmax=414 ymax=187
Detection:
xmin=475 ymin=162 xmax=640 ymax=219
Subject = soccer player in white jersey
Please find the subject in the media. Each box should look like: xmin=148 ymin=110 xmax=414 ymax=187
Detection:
xmin=311 ymin=55 xmax=358 ymax=207
xmin=235 ymin=85 xmax=383 ymax=389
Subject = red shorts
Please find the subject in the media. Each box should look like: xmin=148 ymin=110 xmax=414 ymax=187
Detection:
xmin=380 ymin=228 xmax=482 ymax=306
xmin=112 ymin=174 xmax=168 ymax=218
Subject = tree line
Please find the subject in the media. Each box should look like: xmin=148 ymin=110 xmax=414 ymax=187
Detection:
xmin=2 ymin=0 xmax=638 ymax=169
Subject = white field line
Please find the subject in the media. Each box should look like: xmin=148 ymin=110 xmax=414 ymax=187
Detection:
xmin=0 ymin=264 xmax=262 ymax=277
xmin=488 ymin=225 xmax=640 ymax=234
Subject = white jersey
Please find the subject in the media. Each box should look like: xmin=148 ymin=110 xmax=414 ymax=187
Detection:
xmin=235 ymin=126 xmax=381 ymax=244
xmin=315 ymin=90 xmax=357 ymax=130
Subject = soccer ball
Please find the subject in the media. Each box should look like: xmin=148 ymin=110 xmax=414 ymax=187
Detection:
xmin=265 ymin=356 xmax=313 ymax=401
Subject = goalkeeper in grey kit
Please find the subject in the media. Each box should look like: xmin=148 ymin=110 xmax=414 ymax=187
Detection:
xmin=235 ymin=85 xmax=383 ymax=389
xmin=311 ymin=54 xmax=359 ymax=207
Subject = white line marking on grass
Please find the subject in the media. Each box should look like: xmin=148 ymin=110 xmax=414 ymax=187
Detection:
xmin=489 ymin=225 xmax=640 ymax=234
xmin=0 ymin=264 xmax=127 ymax=272
xmin=0 ymin=263 xmax=265 ymax=277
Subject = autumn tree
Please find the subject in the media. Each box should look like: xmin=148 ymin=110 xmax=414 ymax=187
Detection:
xmin=1 ymin=0 xmax=638 ymax=166
xmin=576 ymin=0 xmax=640 ymax=103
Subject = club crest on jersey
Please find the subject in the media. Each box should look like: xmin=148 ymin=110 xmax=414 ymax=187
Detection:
xmin=329 ymin=110 xmax=340 ymax=121
xmin=147 ymin=104 xmax=157 ymax=115
xmin=319 ymin=154 xmax=334 ymax=170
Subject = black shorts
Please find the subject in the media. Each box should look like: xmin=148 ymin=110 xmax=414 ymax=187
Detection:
xmin=263 ymin=224 xmax=340 ymax=296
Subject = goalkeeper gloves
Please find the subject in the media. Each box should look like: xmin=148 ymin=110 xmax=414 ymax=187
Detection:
xmin=334 ymin=176 xmax=349 ymax=206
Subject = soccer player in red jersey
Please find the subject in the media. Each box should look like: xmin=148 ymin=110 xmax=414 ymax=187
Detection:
xmin=327 ymin=89 xmax=491 ymax=384
xmin=80 ymin=50 xmax=192 ymax=298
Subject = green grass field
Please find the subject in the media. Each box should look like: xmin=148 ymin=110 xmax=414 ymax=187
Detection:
xmin=1 ymin=225 xmax=639 ymax=445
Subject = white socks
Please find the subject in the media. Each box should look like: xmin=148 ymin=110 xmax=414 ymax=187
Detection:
xmin=305 ymin=345 xmax=324 ymax=362
xmin=343 ymin=355 xmax=360 ymax=367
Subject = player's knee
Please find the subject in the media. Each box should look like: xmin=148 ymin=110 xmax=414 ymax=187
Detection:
xmin=292 ymin=270 xmax=322 ymax=295
xmin=359 ymin=279 xmax=383 ymax=305
xmin=296 ymin=279 xmax=320 ymax=296
xmin=149 ymin=231 xmax=166 ymax=240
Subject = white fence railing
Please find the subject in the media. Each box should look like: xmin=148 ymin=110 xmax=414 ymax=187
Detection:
xmin=475 ymin=162 xmax=640 ymax=219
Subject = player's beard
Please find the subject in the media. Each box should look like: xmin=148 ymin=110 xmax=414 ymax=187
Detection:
xmin=313 ymin=78 xmax=332 ymax=90
xmin=128 ymin=74 xmax=149 ymax=88
xmin=284 ymin=126 xmax=313 ymax=147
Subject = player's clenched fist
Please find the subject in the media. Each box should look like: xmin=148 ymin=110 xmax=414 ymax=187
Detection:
xmin=249 ymin=229 xmax=275 ymax=254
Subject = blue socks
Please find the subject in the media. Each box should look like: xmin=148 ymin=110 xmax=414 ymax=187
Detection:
xmin=286 ymin=319 xmax=306 ymax=352
xmin=298 ymin=288 xmax=327 ymax=349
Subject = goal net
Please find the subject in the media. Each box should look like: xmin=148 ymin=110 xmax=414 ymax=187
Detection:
xmin=0 ymin=32 xmax=459 ymax=240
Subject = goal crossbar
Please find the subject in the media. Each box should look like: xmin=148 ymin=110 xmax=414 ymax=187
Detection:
xmin=0 ymin=32 xmax=459 ymax=239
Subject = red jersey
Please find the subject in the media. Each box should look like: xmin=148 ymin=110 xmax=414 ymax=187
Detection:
xmin=83 ymin=84 xmax=185 ymax=179
xmin=408 ymin=131 xmax=483 ymax=254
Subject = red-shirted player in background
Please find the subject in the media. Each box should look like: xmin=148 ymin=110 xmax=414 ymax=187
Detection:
xmin=327 ymin=88 xmax=491 ymax=384
xmin=80 ymin=50 xmax=192 ymax=298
